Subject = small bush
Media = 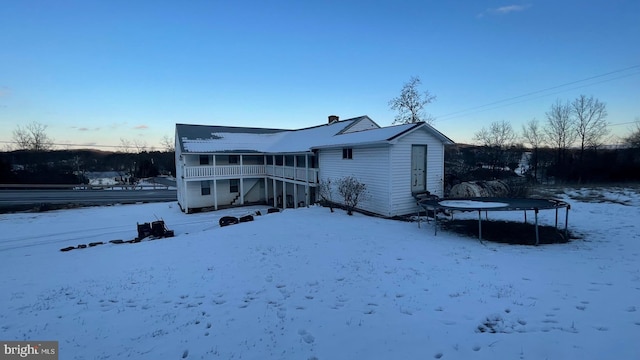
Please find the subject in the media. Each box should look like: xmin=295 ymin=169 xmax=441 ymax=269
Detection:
xmin=336 ymin=176 xmax=368 ymax=215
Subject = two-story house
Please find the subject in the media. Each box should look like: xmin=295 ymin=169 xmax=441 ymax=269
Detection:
xmin=175 ymin=115 xmax=453 ymax=217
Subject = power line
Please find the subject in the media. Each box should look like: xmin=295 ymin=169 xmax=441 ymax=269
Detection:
xmin=435 ymin=65 xmax=640 ymax=121
xmin=610 ymin=121 xmax=639 ymax=127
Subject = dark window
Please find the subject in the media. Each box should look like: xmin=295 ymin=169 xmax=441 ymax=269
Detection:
xmin=230 ymin=179 xmax=239 ymax=193
xmin=199 ymin=155 xmax=209 ymax=165
xmin=296 ymin=155 xmax=306 ymax=167
xmin=342 ymin=148 xmax=353 ymax=159
xmin=201 ymin=180 xmax=210 ymax=195
xmin=266 ymin=156 xmax=273 ymax=165
xmin=285 ymin=155 xmax=295 ymax=167
xmin=229 ymin=155 xmax=239 ymax=164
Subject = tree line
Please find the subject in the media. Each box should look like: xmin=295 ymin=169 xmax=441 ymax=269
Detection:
xmin=389 ymin=76 xmax=640 ymax=184
xmin=1 ymin=148 xmax=175 ymax=185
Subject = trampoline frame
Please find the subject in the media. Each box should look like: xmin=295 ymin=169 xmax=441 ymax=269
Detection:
xmin=417 ymin=197 xmax=571 ymax=245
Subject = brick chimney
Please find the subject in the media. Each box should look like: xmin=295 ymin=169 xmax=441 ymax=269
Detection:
xmin=328 ymin=115 xmax=339 ymax=124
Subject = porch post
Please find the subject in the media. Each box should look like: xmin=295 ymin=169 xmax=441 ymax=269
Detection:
xmin=239 ymin=155 xmax=245 ymax=205
xmin=212 ymin=155 xmax=218 ymax=210
xmin=272 ymin=177 xmax=277 ymax=207
xmin=213 ymin=179 xmax=218 ymax=211
xmin=305 ymin=154 xmax=310 ymax=207
xmin=293 ymin=155 xmax=298 ymax=208
xmin=283 ymin=180 xmax=287 ymax=209
xmin=264 ymin=155 xmax=268 ymax=203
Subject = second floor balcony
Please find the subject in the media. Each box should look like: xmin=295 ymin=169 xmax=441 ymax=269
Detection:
xmin=183 ymin=164 xmax=318 ymax=184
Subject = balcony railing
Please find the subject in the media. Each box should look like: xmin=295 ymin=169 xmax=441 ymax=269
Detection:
xmin=265 ymin=165 xmax=318 ymax=183
xmin=184 ymin=165 xmax=318 ymax=183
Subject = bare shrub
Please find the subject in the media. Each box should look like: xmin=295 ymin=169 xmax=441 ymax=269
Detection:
xmin=336 ymin=176 xmax=368 ymax=215
xmin=318 ymin=178 xmax=334 ymax=212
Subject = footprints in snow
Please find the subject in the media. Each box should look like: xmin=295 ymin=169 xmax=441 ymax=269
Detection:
xmin=297 ymin=329 xmax=315 ymax=344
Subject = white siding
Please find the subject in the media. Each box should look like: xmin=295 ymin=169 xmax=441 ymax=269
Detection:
xmin=389 ymin=129 xmax=445 ymax=216
xmin=184 ymin=181 xmax=215 ymax=209
xmin=318 ymin=145 xmax=391 ymax=216
xmin=341 ymin=117 xmax=380 ymax=133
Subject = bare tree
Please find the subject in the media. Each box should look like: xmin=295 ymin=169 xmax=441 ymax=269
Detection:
xmin=336 ymin=176 xmax=368 ymax=215
xmin=545 ymin=100 xmax=576 ymax=178
xmin=572 ymin=95 xmax=609 ymax=154
xmin=474 ymin=120 xmax=516 ymax=148
xmin=389 ymin=76 xmax=436 ymax=125
xmin=119 ymin=138 xmax=147 ymax=153
xmin=12 ymin=122 xmax=54 ymax=151
xmin=623 ymin=118 xmax=640 ymax=148
xmin=571 ymin=95 xmax=609 ymax=182
xmin=132 ymin=139 xmax=148 ymax=153
xmin=473 ymin=120 xmax=516 ymax=170
xmin=160 ymin=135 xmax=175 ymax=152
xmin=317 ymin=178 xmax=335 ymax=212
xmin=119 ymin=138 xmax=134 ymax=153
xmin=521 ymin=118 xmax=545 ymax=181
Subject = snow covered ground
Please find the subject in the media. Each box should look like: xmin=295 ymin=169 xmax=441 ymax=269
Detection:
xmin=0 ymin=187 xmax=639 ymax=359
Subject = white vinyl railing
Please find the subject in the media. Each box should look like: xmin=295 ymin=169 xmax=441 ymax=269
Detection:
xmin=185 ymin=165 xmax=318 ymax=183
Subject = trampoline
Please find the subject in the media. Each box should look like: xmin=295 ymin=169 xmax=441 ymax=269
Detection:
xmin=417 ymin=197 xmax=571 ymax=245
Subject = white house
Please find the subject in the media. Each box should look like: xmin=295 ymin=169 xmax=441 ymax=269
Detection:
xmin=175 ymin=115 xmax=454 ymax=217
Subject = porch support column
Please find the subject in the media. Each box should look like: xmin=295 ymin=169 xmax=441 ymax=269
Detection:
xmin=213 ymin=179 xmax=218 ymax=211
xmin=212 ymin=155 xmax=218 ymax=210
xmin=264 ymin=155 xmax=268 ymax=204
xmin=293 ymin=156 xmax=298 ymax=208
xmin=272 ymin=177 xmax=277 ymax=207
xmin=305 ymin=154 xmax=310 ymax=207
xmin=283 ymin=180 xmax=287 ymax=209
xmin=239 ymin=155 xmax=245 ymax=205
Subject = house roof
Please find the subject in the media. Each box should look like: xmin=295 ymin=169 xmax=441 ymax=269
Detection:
xmin=176 ymin=116 xmax=454 ymax=154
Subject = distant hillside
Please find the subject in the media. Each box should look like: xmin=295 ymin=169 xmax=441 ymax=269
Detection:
xmin=0 ymin=149 xmax=175 ymax=184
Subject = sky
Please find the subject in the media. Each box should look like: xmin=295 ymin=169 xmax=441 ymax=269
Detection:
xmin=1 ymin=0 xmax=639 ymax=150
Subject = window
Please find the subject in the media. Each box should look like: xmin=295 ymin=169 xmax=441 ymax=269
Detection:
xmin=229 ymin=155 xmax=239 ymax=164
xmin=199 ymin=155 xmax=210 ymax=165
xmin=230 ymin=179 xmax=239 ymax=193
xmin=285 ymin=155 xmax=295 ymax=167
xmin=296 ymin=155 xmax=306 ymax=167
xmin=342 ymin=148 xmax=353 ymax=159
xmin=201 ymin=180 xmax=211 ymax=195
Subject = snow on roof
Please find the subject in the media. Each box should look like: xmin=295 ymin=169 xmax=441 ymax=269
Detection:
xmin=307 ymin=123 xmax=418 ymax=149
xmin=183 ymin=132 xmax=286 ymax=153
xmin=178 ymin=117 xmax=452 ymax=154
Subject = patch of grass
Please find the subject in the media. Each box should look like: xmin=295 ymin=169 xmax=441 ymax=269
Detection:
xmin=441 ymin=219 xmax=575 ymax=245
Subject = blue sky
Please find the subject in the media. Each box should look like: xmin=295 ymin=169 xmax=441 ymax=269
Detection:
xmin=1 ymin=0 xmax=638 ymax=150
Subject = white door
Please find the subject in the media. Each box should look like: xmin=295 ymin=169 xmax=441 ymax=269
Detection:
xmin=411 ymin=145 xmax=427 ymax=193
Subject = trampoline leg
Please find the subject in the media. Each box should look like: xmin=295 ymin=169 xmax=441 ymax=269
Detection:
xmin=535 ymin=209 xmax=539 ymax=246
xmin=524 ymin=210 xmax=527 ymax=223
xmin=555 ymin=208 xmax=558 ymax=229
xmin=478 ymin=210 xmax=482 ymax=243
xmin=434 ymin=210 xmax=438 ymax=236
